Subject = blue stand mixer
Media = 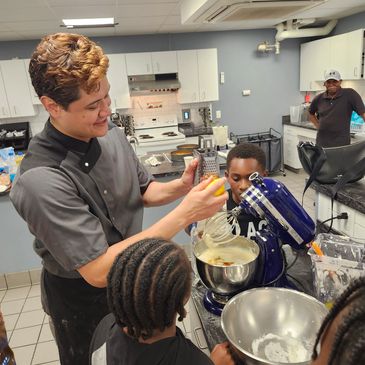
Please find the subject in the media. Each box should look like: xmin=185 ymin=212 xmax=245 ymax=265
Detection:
xmin=193 ymin=172 xmax=316 ymax=315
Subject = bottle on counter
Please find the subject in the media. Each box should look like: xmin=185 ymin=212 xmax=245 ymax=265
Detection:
xmin=7 ymin=152 xmax=17 ymax=183
xmin=0 ymin=311 xmax=16 ymax=365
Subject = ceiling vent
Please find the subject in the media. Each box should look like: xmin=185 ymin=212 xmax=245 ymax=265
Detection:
xmin=181 ymin=0 xmax=327 ymax=24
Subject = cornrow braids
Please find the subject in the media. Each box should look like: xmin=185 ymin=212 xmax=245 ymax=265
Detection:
xmin=226 ymin=143 xmax=266 ymax=171
xmin=312 ymin=277 xmax=365 ymax=365
xmin=107 ymin=238 xmax=192 ymax=341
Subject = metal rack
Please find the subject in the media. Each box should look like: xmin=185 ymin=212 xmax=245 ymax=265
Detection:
xmin=230 ymin=128 xmax=285 ymax=176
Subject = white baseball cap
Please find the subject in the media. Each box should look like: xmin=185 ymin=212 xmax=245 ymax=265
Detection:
xmin=324 ymin=69 xmax=341 ymax=81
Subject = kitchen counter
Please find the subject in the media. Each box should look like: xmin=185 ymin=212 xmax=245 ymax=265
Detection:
xmin=282 ymin=115 xmax=316 ymax=131
xmin=311 ymin=179 xmax=365 ymax=215
xmin=139 ymin=150 xmax=227 ymax=177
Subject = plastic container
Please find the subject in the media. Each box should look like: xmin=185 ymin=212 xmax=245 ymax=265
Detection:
xmin=308 ymin=233 xmax=365 ymax=309
xmin=7 ymin=151 xmax=17 ymax=182
xmin=290 ymin=105 xmax=303 ymax=124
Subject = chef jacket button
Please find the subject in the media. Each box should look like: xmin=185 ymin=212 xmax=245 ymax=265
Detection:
xmin=103 ymin=190 xmax=108 ymax=195
xmin=85 ymin=162 xmax=89 ymax=167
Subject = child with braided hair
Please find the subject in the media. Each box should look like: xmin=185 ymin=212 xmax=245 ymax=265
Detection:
xmin=311 ymin=276 xmax=365 ymax=365
xmin=89 ymin=238 xmax=234 ymax=365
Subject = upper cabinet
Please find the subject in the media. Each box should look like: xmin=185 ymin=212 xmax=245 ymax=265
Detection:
xmin=0 ymin=60 xmax=35 ymax=118
xmin=24 ymin=59 xmax=42 ymax=105
xmin=107 ymin=54 xmax=131 ymax=110
xmin=300 ymin=29 xmax=364 ymax=91
xmin=152 ymin=51 xmax=178 ymax=74
xmin=177 ymin=48 xmax=219 ymax=104
xmin=329 ymin=29 xmax=364 ymax=80
xmin=125 ymin=51 xmax=177 ymax=75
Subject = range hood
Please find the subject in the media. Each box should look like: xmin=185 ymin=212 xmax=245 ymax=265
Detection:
xmin=128 ymin=73 xmax=181 ymax=95
xmin=181 ymin=0 xmax=326 ymax=24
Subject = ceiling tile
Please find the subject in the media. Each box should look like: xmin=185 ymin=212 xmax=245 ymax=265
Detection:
xmin=115 ymin=16 xmax=166 ymax=26
xmin=3 ymin=20 xmax=62 ymax=31
xmin=47 ymin=0 xmax=116 ymax=5
xmin=47 ymin=5 xmax=116 ymax=18
xmin=117 ymin=0 xmax=179 ymax=3
xmin=0 ymin=0 xmax=43 ymax=8
xmin=0 ymin=7 xmax=57 ymax=22
xmin=114 ymin=3 xmax=176 ymax=17
xmin=0 ymin=31 xmax=28 ymax=41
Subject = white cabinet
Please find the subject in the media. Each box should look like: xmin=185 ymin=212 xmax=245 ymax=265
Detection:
xmin=107 ymin=54 xmax=131 ymax=110
xmin=0 ymin=60 xmax=35 ymax=118
xmin=24 ymin=59 xmax=42 ymax=105
xmin=197 ymin=49 xmax=219 ymax=102
xmin=125 ymin=51 xmax=177 ymax=75
xmin=151 ymin=51 xmax=178 ymax=74
xmin=300 ymin=29 xmax=364 ymax=91
xmin=177 ymin=48 xmax=219 ymax=104
xmin=177 ymin=50 xmax=200 ymax=103
xmin=316 ymin=192 xmax=365 ymax=238
xmin=329 ymin=29 xmax=364 ymax=80
xmin=300 ymin=39 xmax=328 ymax=91
xmin=283 ymin=125 xmax=317 ymax=169
xmin=283 ymin=125 xmax=301 ymax=169
xmin=0 ymin=73 xmax=9 ymax=118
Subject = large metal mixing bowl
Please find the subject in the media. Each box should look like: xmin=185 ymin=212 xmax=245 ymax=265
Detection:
xmin=221 ymin=288 xmax=328 ymax=365
xmin=193 ymin=235 xmax=260 ymax=296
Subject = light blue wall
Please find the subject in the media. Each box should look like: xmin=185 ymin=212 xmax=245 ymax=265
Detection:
xmin=0 ymin=11 xmax=364 ymax=274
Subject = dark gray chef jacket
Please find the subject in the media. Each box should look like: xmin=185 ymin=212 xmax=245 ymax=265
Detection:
xmin=309 ymin=87 xmax=365 ymax=147
xmin=10 ymin=120 xmax=153 ymax=280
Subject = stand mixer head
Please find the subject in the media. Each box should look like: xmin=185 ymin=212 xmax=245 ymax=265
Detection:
xmin=203 ymin=172 xmax=315 ymax=249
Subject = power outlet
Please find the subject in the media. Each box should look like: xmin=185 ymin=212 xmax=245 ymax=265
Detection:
xmin=216 ymin=110 xmax=221 ymax=119
xmin=242 ymin=89 xmax=251 ymax=96
xmin=220 ymin=72 xmax=225 ymax=84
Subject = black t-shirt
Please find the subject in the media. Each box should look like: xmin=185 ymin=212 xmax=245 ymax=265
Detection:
xmin=309 ymin=87 xmax=365 ymax=147
xmin=90 ymin=313 xmax=213 ymax=365
xmin=226 ymin=189 xmax=267 ymax=240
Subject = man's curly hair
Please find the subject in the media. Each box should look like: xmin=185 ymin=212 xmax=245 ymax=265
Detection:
xmin=29 ymin=33 xmax=109 ymax=109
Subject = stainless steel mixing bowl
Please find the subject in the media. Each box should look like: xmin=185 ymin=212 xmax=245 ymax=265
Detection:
xmin=221 ymin=287 xmax=328 ymax=365
xmin=193 ymin=235 xmax=260 ymax=296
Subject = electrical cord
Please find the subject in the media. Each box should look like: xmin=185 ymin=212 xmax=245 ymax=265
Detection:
xmin=319 ymin=212 xmax=349 ymax=232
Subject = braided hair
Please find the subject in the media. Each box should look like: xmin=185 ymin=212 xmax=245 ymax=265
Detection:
xmin=312 ymin=276 xmax=365 ymax=364
xmin=107 ymin=238 xmax=192 ymax=340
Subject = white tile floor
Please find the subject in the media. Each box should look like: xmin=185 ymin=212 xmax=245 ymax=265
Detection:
xmin=0 ymin=169 xmax=315 ymax=365
xmin=0 ymin=285 xmax=60 ymax=365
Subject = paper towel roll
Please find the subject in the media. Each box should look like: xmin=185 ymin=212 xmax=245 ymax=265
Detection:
xmin=212 ymin=126 xmax=228 ymax=146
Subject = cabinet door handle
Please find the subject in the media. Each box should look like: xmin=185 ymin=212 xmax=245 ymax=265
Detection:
xmin=2 ymin=107 xmax=5 ymax=116
xmin=147 ymin=63 xmax=150 ymax=73
xmin=156 ymin=62 xmax=160 ymax=72
xmin=13 ymin=106 xmax=17 ymax=115
xmin=354 ymin=67 xmax=358 ymax=77
xmin=201 ymin=91 xmax=205 ymax=100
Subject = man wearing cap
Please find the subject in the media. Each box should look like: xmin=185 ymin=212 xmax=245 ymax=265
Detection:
xmin=308 ymin=69 xmax=365 ymax=147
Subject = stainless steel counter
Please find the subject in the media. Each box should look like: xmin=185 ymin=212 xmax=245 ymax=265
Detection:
xmin=139 ymin=150 xmax=227 ymax=177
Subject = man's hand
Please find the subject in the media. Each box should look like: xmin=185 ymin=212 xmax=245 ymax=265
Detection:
xmin=210 ymin=342 xmax=235 ymax=365
xmin=176 ymin=176 xmax=228 ymax=224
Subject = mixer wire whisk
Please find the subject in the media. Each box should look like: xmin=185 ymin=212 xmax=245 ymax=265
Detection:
xmin=203 ymin=207 xmax=243 ymax=246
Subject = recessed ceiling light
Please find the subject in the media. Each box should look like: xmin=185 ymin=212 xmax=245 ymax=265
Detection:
xmin=61 ymin=18 xmax=117 ymax=29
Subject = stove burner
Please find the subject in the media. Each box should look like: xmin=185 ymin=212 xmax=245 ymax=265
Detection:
xmin=139 ymin=134 xmax=154 ymax=139
xmin=162 ymin=132 xmax=178 ymax=137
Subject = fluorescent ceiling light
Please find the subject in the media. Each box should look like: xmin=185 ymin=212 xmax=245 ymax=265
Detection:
xmin=62 ymin=18 xmax=116 ymax=28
